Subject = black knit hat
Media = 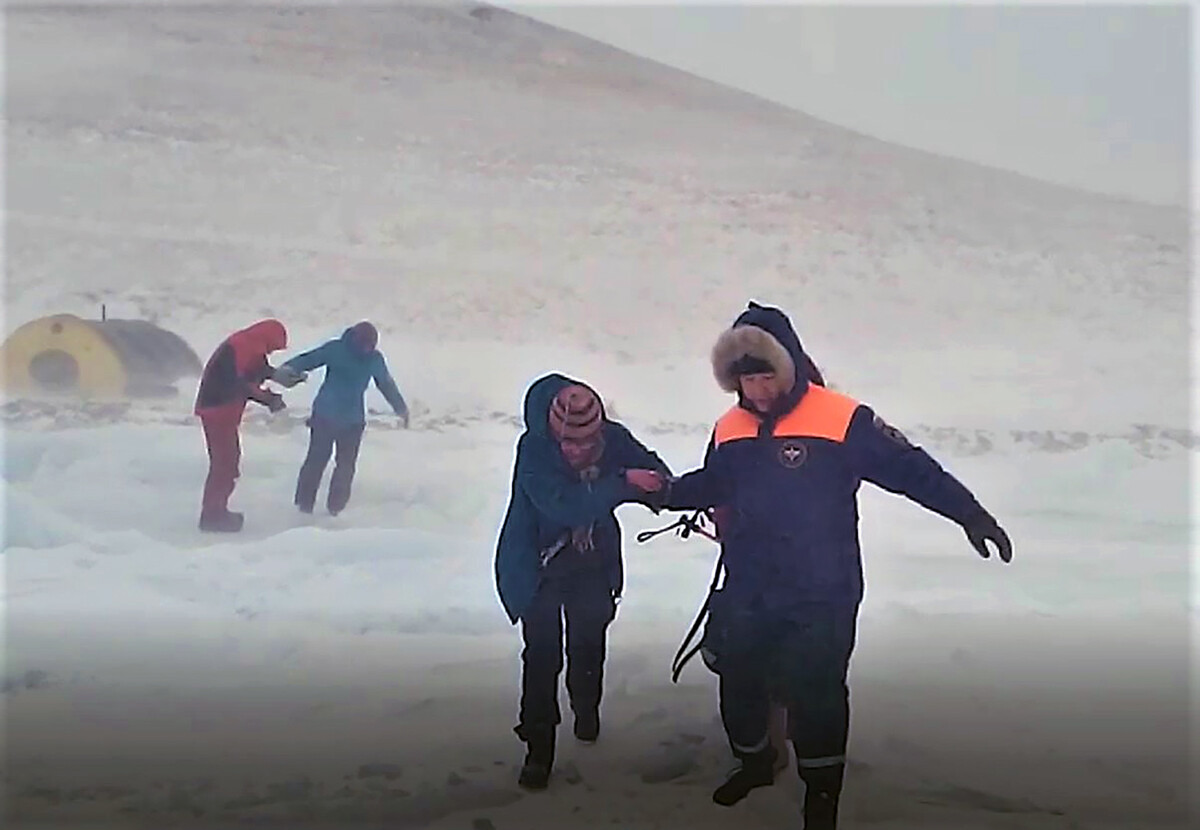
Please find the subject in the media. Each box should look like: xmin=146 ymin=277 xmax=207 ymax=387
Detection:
xmin=729 ymin=354 xmax=776 ymax=377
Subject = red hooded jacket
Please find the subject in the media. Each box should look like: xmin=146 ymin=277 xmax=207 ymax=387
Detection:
xmin=194 ymin=319 xmax=288 ymax=419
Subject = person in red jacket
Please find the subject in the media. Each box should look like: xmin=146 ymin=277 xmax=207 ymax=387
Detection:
xmin=193 ymin=319 xmax=291 ymax=532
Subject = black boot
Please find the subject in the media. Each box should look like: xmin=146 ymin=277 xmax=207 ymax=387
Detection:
xmin=712 ymin=744 xmax=777 ymax=806
xmin=573 ymin=705 xmax=599 ymax=743
xmin=199 ymin=510 xmax=244 ymax=533
xmin=799 ymin=763 xmax=844 ymax=829
xmin=516 ymin=724 xmax=556 ymax=791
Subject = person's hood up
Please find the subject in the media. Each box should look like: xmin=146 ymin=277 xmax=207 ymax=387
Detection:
xmin=227 ymin=318 xmax=287 ymax=372
xmin=521 ymin=373 xmax=607 ymax=438
xmin=340 ymin=321 xmax=379 ymax=357
xmin=710 ymin=301 xmax=816 ymax=414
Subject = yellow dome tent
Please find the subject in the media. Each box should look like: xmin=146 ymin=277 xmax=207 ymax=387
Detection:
xmin=0 ymin=313 xmax=203 ymax=399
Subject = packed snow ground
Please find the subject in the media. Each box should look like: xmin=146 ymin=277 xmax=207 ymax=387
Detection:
xmin=2 ymin=3 xmax=1193 ymax=829
xmin=2 ymin=380 xmax=1191 ymax=829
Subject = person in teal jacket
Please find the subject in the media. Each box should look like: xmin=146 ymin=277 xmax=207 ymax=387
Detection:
xmin=494 ymin=372 xmax=672 ymax=791
xmin=277 ymin=321 xmax=410 ymax=516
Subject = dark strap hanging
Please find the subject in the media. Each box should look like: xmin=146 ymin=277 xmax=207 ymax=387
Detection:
xmin=634 ymin=509 xmax=725 ymax=684
xmin=669 ymin=548 xmax=725 ymax=683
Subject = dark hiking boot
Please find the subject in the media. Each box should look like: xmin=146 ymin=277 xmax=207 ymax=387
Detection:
xmin=199 ymin=510 xmax=244 ymax=533
xmin=518 ymin=756 xmax=550 ymax=790
xmin=799 ymin=763 xmax=845 ymax=829
xmin=573 ymin=707 xmax=599 ymax=743
xmin=517 ymin=725 xmax=555 ymax=791
xmin=713 ymin=745 xmax=777 ymax=806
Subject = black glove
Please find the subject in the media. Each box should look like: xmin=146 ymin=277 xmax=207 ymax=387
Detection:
xmin=963 ymin=511 xmax=1012 ymax=563
xmin=266 ymin=393 xmax=286 ymax=414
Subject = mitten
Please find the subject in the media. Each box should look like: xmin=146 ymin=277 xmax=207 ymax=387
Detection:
xmin=963 ymin=511 xmax=1012 ymax=563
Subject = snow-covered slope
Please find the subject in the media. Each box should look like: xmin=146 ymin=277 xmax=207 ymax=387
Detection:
xmin=2 ymin=4 xmax=1191 ymax=830
xmin=3 ymin=414 xmax=1190 ymax=829
xmin=5 ymin=3 xmax=1189 ymax=429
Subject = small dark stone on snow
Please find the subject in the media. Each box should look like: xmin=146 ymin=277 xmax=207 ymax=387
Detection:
xmin=4 ymin=670 xmax=52 ymax=693
xmin=267 ymin=778 xmax=315 ymax=801
xmin=357 ymin=762 xmax=403 ymax=780
xmin=23 ymin=786 xmax=62 ymax=803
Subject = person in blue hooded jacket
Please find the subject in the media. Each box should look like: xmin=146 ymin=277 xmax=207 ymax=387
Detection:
xmin=649 ymin=302 xmax=1013 ymax=829
xmin=494 ymin=373 xmax=673 ymax=791
xmin=276 ymin=321 xmax=410 ymax=516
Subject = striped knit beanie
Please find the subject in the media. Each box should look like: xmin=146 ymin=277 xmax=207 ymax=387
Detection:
xmin=548 ymin=384 xmax=603 ymax=441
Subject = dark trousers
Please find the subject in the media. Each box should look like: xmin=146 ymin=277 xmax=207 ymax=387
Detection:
xmin=516 ymin=568 xmax=617 ymax=738
xmin=294 ymin=417 xmax=366 ymax=514
xmin=718 ymin=602 xmax=858 ymax=770
xmin=200 ymin=411 xmax=241 ymax=517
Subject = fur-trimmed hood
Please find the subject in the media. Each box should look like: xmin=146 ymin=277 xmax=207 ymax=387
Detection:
xmin=710 ymin=301 xmax=821 ymax=410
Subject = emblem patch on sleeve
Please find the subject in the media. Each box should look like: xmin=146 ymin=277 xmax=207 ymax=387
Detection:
xmin=873 ymin=414 xmax=912 ymax=448
xmin=778 ymin=440 xmax=808 ymax=468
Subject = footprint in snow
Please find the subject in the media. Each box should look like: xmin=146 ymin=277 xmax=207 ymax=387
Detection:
xmin=637 ymin=750 xmax=698 ymax=784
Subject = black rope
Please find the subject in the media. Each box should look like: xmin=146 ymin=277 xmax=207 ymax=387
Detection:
xmin=636 ymin=509 xmax=718 ymax=544
xmin=669 ymin=548 xmax=725 ymax=683
xmin=636 ymin=509 xmax=724 ymax=683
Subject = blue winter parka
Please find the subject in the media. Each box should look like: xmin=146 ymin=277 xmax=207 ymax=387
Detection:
xmin=663 ymin=304 xmax=988 ymax=615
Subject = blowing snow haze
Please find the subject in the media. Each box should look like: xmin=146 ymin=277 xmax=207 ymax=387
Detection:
xmin=1 ymin=6 xmax=1192 ymax=828
xmin=5 ymin=2 xmax=1189 ymax=433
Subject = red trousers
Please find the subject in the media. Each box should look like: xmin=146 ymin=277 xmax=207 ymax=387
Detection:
xmin=199 ymin=408 xmax=242 ymax=516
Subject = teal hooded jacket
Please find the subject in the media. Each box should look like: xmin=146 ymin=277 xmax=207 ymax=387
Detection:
xmin=494 ymin=373 xmax=673 ymax=624
xmin=282 ymin=326 xmax=408 ymax=427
